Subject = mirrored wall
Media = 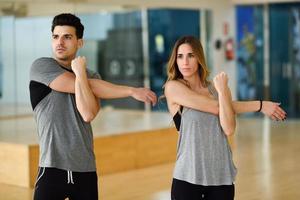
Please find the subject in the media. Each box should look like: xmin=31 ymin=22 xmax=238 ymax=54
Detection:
xmin=0 ymin=8 xmax=212 ymax=117
xmin=236 ymin=3 xmax=300 ymax=117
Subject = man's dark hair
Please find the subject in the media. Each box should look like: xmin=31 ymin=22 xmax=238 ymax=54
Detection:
xmin=51 ymin=13 xmax=84 ymax=39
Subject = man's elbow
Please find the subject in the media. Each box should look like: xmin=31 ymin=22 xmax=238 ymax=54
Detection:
xmin=81 ymin=107 xmax=100 ymax=122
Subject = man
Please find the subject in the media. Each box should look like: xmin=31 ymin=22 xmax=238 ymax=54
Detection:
xmin=29 ymin=13 xmax=156 ymax=200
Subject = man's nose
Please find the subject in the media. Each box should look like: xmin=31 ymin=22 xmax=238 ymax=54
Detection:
xmin=58 ymin=37 xmax=64 ymax=45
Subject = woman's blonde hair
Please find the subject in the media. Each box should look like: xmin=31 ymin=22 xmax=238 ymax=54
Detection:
xmin=165 ymin=35 xmax=210 ymax=87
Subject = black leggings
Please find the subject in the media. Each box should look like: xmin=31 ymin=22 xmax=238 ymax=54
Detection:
xmin=33 ymin=167 xmax=98 ymax=200
xmin=171 ymin=178 xmax=235 ymax=200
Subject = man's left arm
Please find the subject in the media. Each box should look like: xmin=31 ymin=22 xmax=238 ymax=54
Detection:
xmin=71 ymin=56 xmax=100 ymax=122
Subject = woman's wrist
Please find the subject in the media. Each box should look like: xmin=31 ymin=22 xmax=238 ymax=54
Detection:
xmin=257 ymin=100 xmax=263 ymax=112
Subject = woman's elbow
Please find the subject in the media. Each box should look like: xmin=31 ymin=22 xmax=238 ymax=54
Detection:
xmin=224 ymin=128 xmax=235 ymax=136
xmin=222 ymin=120 xmax=236 ymax=136
xmin=223 ymin=121 xmax=236 ymax=136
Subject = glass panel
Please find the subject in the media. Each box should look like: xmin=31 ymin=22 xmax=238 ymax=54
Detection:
xmin=0 ymin=16 xmax=18 ymax=117
xmin=0 ymin=9 xmax=213 ymax=114
xmin=205 ymin=10 xmax=213 ymax=70
xmin=15 ymin=17 xmax=52 ymax=114
xmin=0 ymin=12 xmax=146 ymax=115
xmin=0 ymin=20 xmax=2 ymax=99
xmin=270 ymin=3 xmax=300 ymax=117
xmin=236 ymin=5 xmax=264 ymax=102
xmin=81 ymin=11 xmax=144 ymax=110
xmin=148 ymin=9 xmax=200 ymax=111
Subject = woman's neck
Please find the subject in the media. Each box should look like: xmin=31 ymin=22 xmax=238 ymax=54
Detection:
xmin=184 ymin=75 xmax=203 ymax=90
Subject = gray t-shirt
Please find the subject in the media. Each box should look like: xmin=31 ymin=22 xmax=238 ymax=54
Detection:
xmin=173 ymin=84 xmax=237 ymax=185
xmin=29 ymin=57 xmax=100 ymax=172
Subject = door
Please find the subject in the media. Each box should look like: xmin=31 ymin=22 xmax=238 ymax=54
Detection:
xmin=270 ymin=3 xmax=300 ymax=117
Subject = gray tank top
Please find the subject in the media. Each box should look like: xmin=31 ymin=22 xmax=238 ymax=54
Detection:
xmin=173 ymin=84 xmax=237 ymax=185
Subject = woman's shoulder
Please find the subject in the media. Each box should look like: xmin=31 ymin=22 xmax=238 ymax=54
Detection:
xmin=165 ymin=79 xmax=188 ymax=89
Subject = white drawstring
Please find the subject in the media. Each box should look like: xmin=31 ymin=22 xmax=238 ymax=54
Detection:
xmin=67 ymin=170 xmax=74 ymax=184
xmin=35 ymin=167 xmax=45 ymax=187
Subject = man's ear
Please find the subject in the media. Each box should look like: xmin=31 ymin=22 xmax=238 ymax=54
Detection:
xmin=78 ymin=39 xmax=84 ymax=49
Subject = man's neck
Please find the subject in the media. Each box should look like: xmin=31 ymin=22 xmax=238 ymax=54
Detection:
xmin=54 ymin=57 xmax=72 ymax=69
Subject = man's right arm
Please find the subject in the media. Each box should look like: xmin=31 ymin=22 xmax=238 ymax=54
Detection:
xmin=49 ymin=71 xmax=157 ymax=105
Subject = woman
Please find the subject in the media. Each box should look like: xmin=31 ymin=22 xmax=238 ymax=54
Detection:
xmin=164 ymin=36 xmax=286 ymax=200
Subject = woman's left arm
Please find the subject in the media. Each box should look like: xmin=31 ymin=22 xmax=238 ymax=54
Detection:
xmin=232 ymin=101 xmax=286 ymax=120
xmin=214 ymin=72 xmax=236 ymax=136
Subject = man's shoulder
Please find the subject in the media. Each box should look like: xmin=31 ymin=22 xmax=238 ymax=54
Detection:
xmin=86 ymin=68 xmax=101 ymax=79
xmin=31 ymin=57 xmax=61 ymax=73
xmin=32 ymin=57 xmax=56 ymax=66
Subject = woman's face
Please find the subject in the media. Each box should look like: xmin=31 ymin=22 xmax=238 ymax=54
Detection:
xmin=176 ymin=43 xmax=199 ymax=78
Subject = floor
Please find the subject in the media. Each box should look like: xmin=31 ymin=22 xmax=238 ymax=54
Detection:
xmin=0 ymin=112 xmax=299 ymax=199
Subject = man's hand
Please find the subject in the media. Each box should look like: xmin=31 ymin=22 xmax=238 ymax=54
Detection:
xmin=131 ymin=87 xmax=157 ymax=106
xmin=71 ymin=56 xmax=87 ymax=77
xmin=261 ymin=101 xmax=287 ymax=121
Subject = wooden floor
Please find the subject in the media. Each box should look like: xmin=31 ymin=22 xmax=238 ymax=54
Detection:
xmin=0 ymin=114 xmax=300 ymax=199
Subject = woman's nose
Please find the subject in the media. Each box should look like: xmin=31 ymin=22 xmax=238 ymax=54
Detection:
xmin=183 ymin=56 xmax=189 ymax=64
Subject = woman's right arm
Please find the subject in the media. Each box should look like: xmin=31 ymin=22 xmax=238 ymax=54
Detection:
xmin=164 ymin=80 xmax=219 ymax=115
xmin=164 ymin=80 xmax=286 ymax=120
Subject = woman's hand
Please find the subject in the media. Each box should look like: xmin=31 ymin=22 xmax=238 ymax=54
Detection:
xmin=213 ymin=72 xmax=229 ymax=94
xmin=261 ymin=101 xmax=287 ymax=121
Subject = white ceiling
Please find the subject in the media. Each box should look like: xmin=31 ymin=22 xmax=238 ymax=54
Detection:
xmin=0 ymin=0 xmax=298 ymax=17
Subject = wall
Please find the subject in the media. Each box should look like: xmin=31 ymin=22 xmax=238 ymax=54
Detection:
xmin=0 ymin=0 xmax=238 ymax=109
xmin=210 ymin=1 xmax=237 ymax=99
xmin=0 ymin=17 xmax=16 ymax=104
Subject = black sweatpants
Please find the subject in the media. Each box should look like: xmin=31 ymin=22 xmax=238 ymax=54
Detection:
xmin=33 ymin=167 xmax=98 ymax=200
xmin=171 ymin=178 xmax=235 ymax=200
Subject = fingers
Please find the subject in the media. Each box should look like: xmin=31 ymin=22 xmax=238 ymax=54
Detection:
xmin=276 ymin=108 xmax=286 ymax=120
xmin=270 ymin=108 xmax=286 ymax=121
xmin=270 ymin=115 xmax=276 ymax=121
xmin=72 ymin=56 xmax=86 ymax=63
xmin=274 ymin=103 xmax=287 ymax=120
xmin=272 ymin=111 xmax=284 ymax=121
xmin=145 ymin=89 xmax=157 ymax=106
xmin=213 ymin=72 xmax=228 ymax=90
xmin=265 ymin=101 xmax=287 ymax=121
xmin=150 ymin=94 xmax=157 ymax=106
xmin=134 ymin=88 xmax=157 ymax=106
xmin=71 ymin=56 xmax=88 ymax=77
xmin=276 ymin=106 xmax=287 ymax=116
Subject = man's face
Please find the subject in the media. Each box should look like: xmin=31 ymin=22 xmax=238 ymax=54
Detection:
xmin=51 ymin=25 xmax=83 ymax=62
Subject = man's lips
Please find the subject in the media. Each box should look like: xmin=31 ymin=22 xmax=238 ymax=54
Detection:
xmin=56 ymin=47 xmax=66 ymax=52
